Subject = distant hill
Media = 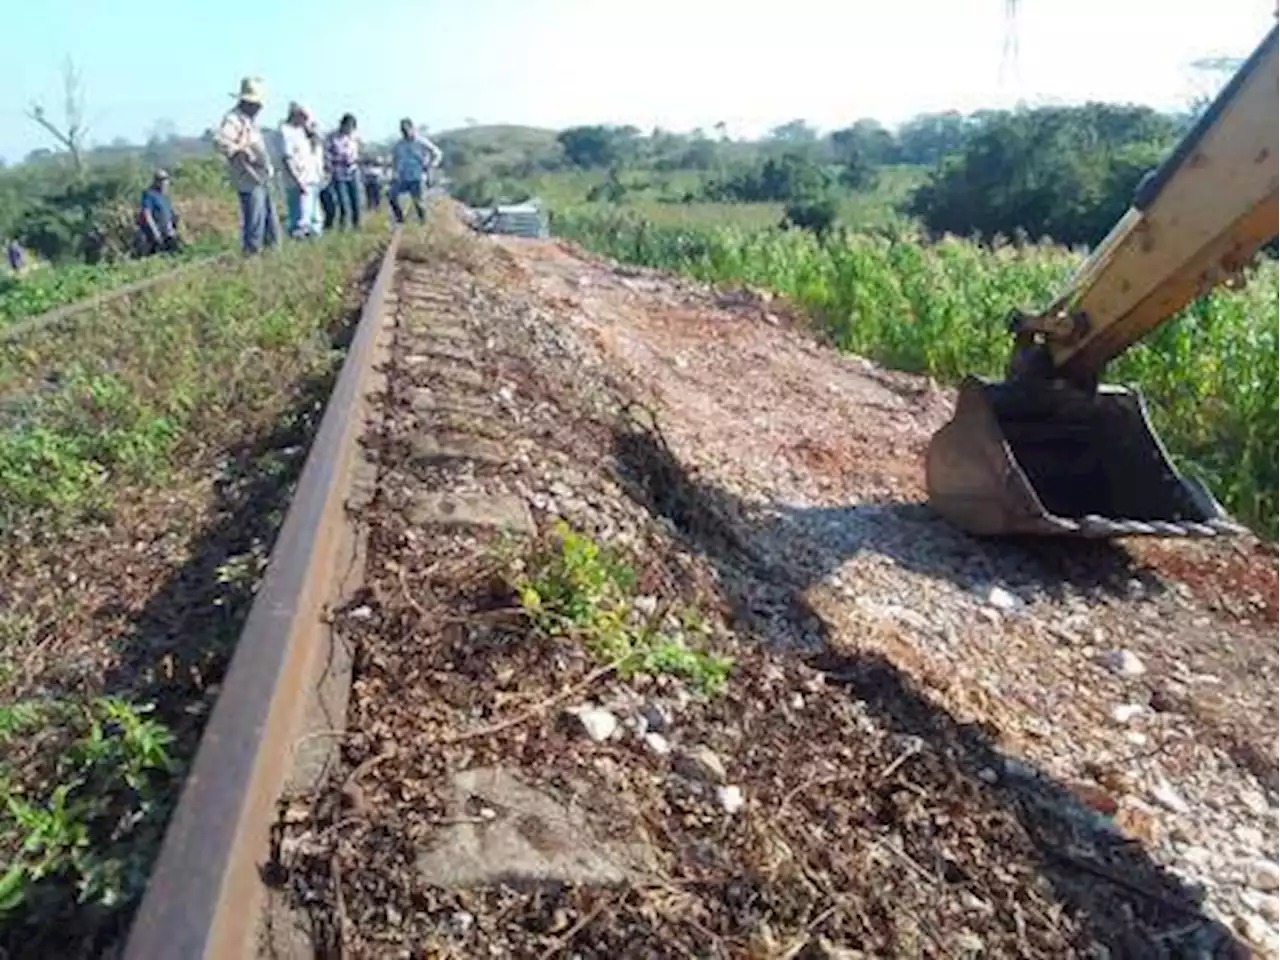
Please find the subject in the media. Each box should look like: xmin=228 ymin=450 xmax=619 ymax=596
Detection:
xmin=432 ymin=125 xmax=563 ymax=179
xmin=433 ymin=125 xmax=558 ymax=149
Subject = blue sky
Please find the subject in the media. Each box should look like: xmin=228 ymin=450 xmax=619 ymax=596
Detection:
xmin=4 ymin=0 xmax=1276 ymax=163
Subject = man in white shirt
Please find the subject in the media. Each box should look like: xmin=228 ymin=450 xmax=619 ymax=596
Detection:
xmin=213 ymin=77 xmax=279 ymax=254
xmin=388 ymin=118 xmax=443 ymax=224
xmin=280 ymin=103 xmax=325 ymax=238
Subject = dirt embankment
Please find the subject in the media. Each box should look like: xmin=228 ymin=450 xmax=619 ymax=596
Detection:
xmin=279 ymin=213 xmax=1278 ymax=959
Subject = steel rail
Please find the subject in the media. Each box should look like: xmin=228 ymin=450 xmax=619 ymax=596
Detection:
xmin=123 ymin=228 xmax=401 ymax=960
xmin=0 ymin=252 xmax=234 ymax=344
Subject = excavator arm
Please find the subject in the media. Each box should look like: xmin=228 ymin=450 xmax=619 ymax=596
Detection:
xmin=1012 ymin=25 xmax=1279 ymax=387
xmin=926 ymin=26 xmax=1278 ymax=540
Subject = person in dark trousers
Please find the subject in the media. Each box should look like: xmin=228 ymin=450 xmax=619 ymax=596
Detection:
xmin=361 ymin=158 xmax=384 ymax=212
xmin=137 ymin=169 xmax=182 ymax=256
xmin=212 ymin=77 xmax=279 ymax=254
xmin=388 ymin=118 xmax=442 ymax=224
xmin=324 ymin=114 xmax=362 ymax=229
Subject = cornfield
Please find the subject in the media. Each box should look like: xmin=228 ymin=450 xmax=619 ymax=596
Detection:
xmin=553 ymin=209 xmax=1279 ymax=537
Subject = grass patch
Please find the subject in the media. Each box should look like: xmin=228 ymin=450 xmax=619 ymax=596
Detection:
xmin=514 ymin=521 xmax=732 ymax=695
xmin=0 ymin=224 xmax=392 ymax=956
xmin=0 ymin=231 xmax=384 ymax=532
xmin=552 ymin=210 xmax=1279 ymax=537
xmin=0 ymin=238 xmax=230 ymax=330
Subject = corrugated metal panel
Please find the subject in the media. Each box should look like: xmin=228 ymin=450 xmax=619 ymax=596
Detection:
xmin=470 ymin=201 xmax=549 ymax=239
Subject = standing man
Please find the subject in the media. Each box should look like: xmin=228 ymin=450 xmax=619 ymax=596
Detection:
xmin=213 ymin=77 xmax=279 ymax=255
xmin=302 ymin=116 xmax=327 ymax=237
xmin=324 ymin=114 xmax=362 ymax=230
xmin=137 ymin=169 xmax=181 ymax=255
xmin=280 ymin=103 xmax=323 ymax=238
xmin=389 ymin=118 xmax=443 ymax=225
xmin=360 ymin=157 xmax=383 ymax=213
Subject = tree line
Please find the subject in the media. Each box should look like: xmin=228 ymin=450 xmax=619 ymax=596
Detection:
xmin=442 ymin=105 xmax=1211 ymax=248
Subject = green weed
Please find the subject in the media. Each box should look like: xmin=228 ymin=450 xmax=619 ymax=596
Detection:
xmin=515 ymin=521 xmax=732 ymax=694
xmin=0 ymin=231 xmax=387 ymax=532
xmin=0 ymin=696 xmax=174 ymax=917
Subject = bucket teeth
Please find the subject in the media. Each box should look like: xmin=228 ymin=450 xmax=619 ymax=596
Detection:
xmin=1181 ymin=522 xmax=1218 ymax=538
xmin=925 ymin=377 xmax=1247 ymax=540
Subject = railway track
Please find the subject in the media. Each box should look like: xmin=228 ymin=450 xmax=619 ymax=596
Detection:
xmin=111 ymin=206 xmax=1272 ymax=958
xmin=0 ymin=252 xmax=234 ymax=344
xmin=122 ymin=231 xmax=401 ymax=959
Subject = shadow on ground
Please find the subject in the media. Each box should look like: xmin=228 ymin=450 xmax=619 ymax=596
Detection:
xmin=610 ymin=411 xmax=1247 ymax=958
xmin=0 ymin=258 xmax=381 ymax=960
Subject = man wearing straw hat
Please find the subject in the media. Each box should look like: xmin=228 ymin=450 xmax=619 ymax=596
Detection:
xmin=213 ymin=77 xmax=280 ymax=254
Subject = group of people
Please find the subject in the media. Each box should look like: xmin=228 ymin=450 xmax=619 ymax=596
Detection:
xmin=208 ymin=77 xmax=444 ymax=255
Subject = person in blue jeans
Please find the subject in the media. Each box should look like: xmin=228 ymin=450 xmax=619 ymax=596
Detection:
xmin=324 ymin=114 xmax=362 ymax=230
xmin=213 ymin=77 xmax=279 ymax=254
xmin=389 ymin=118 xmax=443 ymax=224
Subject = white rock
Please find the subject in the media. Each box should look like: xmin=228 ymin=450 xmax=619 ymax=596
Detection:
xmin=449 ymin=911 xmax=475 ymax=934
xmin=1241 ymin=890 xmax=1280 ymax=923
xmin=1150 ymin=778 xmax=1190 ymax=815
xmin=1237 ymin=825 xmax=1266 ymax=850
xmin=986 ymin=585 xmax=1022 ymax=611
xmin=571 ymin=707 xmax=619 ymax=743
xmin=633 ymin=594 xmax=658 ymax=617
xmin=1246 ymin=859 xmax=1280 ymax=892
xmin=1100 ymin=649 xmax=1146 ymax=677
xmin=1232 ymin=911 xmax=1272 ymax=946
xmin=1240 ymin=788 xmax=1271 ymax=816
xmin=791 ymin=693 xmax=805 ymax=710
xmin=1111 ymin=704 xmax=1146 ymax=724
xmin=1180 ymin=845 xmax=1212 ymax=868
xmin=642 ymin=732 xmax=671 ymax=756
xmin=960 ymin=892 xmax=994 ymax=915
xmin=348 ymin=605 xmax=373 ymax=620
xmin=716 ymin=785 xmax=745 ymax=814
xmin=1125 ymin=732 xmax=1149 ymax=747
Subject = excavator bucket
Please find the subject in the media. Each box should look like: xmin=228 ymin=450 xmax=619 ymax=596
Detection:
xmin=925 ymin=376 xmax=1247 ymax=539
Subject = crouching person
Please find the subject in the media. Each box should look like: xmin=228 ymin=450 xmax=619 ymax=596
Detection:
xmin=137 ymin=169 xmax=182 ymax=256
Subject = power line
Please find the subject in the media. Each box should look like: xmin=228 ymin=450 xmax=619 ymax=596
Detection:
xmin=998 ymin=0 xmax=1022 ymax=104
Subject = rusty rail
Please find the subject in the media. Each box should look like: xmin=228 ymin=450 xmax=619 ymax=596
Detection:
xmin=1 ymin=252 xmax=235 ymax=344
xmin=123 ymin=228 xmax=401 ymax=960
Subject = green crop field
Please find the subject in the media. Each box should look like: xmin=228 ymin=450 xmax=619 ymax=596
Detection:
xmin=553 ymin=209 xmax=1279 ymax=537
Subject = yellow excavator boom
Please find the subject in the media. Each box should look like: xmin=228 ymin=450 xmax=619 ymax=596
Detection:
xmin=926 ymin=25 xmax=1278 ymax=539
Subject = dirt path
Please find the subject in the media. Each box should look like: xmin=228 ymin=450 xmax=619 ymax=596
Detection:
xmin=282 ymin=215 xmax=1278 ymax=958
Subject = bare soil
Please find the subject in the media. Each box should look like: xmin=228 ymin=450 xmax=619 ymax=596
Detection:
xmin=280 ymin=211 xmax=1278 ymax=958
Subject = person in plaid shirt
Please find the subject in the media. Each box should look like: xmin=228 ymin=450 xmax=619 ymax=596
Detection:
xmin=324 ymin=114 xmax=362 ymax=229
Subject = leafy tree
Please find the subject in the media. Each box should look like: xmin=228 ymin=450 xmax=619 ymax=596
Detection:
xmin=830 ymin=120 xmax=897 ymax=165
xmin=783 ymin=194 xmax=838 ymax=236
xmin=838 ymin=151 xmax=878 ymax=191
xmin=704 ymin=153 xmax=832 ymax=203
xmin=896 ymin=111 xmax=973 ymax=165
xmin=907 ymin=104 xmax=1180 ymax=246
xmin=556 ymin=125 xmax=640 ymax=168
xmin=769 ymin=120 xmax=818 ymax=144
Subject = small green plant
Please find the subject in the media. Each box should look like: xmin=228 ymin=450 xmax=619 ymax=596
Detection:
xmin=0 ymin=696 xmax=174 ymax=918
xmin=515 ymin=521 xmax=732 ymax=694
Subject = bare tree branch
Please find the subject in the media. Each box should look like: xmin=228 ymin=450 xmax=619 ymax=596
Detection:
xmin=26 ymin=57 xmax=88 ymax=174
